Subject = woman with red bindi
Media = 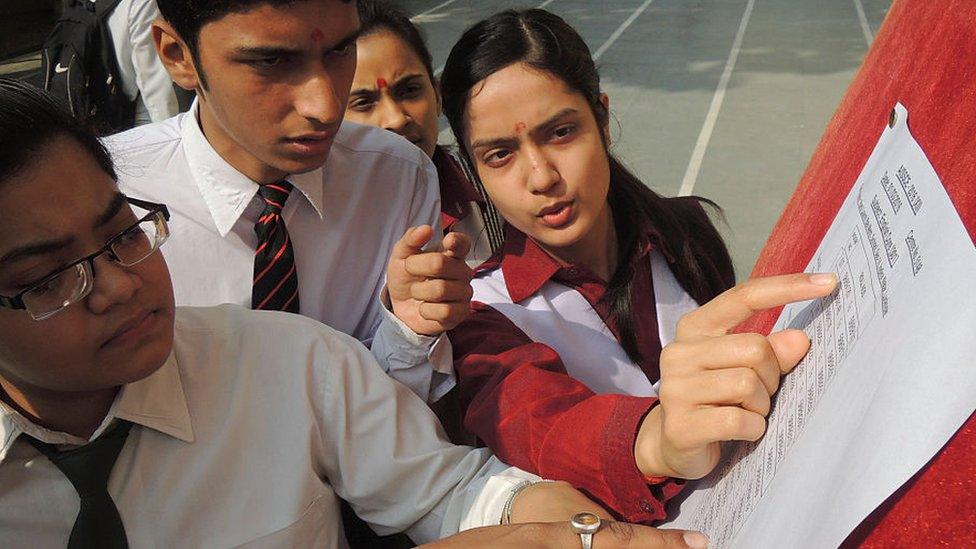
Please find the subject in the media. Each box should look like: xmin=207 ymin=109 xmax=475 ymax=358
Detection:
xmin=345 ymin=0 xmax=505 ymax=267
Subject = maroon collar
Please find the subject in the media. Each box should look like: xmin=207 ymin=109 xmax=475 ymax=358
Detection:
xmin=432 ymin=146 xmax=484 ymax=229
xmin=487 ymin=223 xmax=664 ymax=303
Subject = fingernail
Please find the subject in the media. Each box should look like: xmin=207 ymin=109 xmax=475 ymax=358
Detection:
xmin=809 ymin=272 xmax=837 ymax=285
xmin=683 ymin=532 xmax=709 ymax=548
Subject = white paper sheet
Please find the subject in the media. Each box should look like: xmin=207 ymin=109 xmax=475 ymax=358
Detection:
xmin=662 ymin=103 xmax=976 ymax=548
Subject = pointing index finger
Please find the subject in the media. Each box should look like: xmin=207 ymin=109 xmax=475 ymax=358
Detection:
xmin=676 ymin=273 xmax=837 ymax=340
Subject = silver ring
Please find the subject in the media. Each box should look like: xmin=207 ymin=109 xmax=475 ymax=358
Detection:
xmin=570 ymin=512 xmax=602 ymax=549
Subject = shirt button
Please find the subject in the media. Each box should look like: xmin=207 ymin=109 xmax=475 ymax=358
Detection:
xmin=639 ymin=500 xmax=654 ymax=512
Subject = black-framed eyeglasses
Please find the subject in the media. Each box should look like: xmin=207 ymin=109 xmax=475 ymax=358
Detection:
xmin=0 ymin=197 xmax=170 ymax=321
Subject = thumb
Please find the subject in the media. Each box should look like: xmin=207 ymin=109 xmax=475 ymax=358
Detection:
xmin=441 ymin=231 xmax=472 ymax=260
xmin=767 ymin=328 xmax=812 ymax=375
xmin=390 ymin=225 xmax=435 ymax=262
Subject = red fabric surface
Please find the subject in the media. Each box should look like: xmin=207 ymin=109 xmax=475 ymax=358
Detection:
xmin=741 ymin=0 xmax=976 ymax=544
xmin=431 ymin=145 xmax=482 ymax=231
xmin=449 ymin=303 xmax=671 ymax=523
xmin=447 ymin=226 xmax=697 ymax=522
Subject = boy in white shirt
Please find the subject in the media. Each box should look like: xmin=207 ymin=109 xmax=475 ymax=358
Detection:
xmin=105 ymin=0 xmax=469 ymax=403
xmin=0 ymin=78 xmax=705 ymax=549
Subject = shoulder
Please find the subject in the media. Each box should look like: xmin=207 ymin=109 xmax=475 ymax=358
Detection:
xmin=327 ymin=122 xmax=439 ymax=224
xmin=103 ymin=113 xmax=184 ymax=162
xmin=330 ymin=120 xmax=433 ymax=178
xmin=173 ymin=304 xmax=373 ymax=367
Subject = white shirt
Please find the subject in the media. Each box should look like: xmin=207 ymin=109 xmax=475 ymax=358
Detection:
xmin=0 ymin=305 xmax=536 ymax=548
xmin=106 ymin=0 xmax=180 ymax=125
xmin=104 ymin=108 xmax=453 ymax=401
xmin=473 ymin=251 xmax=699 ymax=396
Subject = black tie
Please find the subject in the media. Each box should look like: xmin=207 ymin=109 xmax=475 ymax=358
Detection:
xmin=26 ymin=420 xmax=133 ymax=549
xmin=252 ymin=182 xmax=300 ymax=313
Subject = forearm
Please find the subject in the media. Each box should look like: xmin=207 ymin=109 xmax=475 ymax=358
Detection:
xmin=421 ymin=522 xmax=708 ymax=549
xmin=452 ymin=309 xmax=673 ymax=522
xmin=419 ymin=523 xmax=567 ymax=549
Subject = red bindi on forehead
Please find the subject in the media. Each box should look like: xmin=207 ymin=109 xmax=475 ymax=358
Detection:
xmin=376 ymin=77 xmax=389 ymax=89
xmin=310 ymin=28 xmax=324 ymax=42
xmin=515 ymin=122 xmax=527 ymax=133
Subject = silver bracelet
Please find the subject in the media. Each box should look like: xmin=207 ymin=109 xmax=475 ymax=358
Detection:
xmin=500 ymin=479 xmax=553 ymax=525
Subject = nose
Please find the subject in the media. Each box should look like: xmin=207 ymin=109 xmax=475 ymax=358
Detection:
xmin=85 ymin=255 xmax=141 ymax=315
xmin=524 ymin=145 xmax=560 ymax=194
xmin=376 ymin=96 xmax=412 ymax=135
xmin=294 ymin=74 xmax=343 ymax=125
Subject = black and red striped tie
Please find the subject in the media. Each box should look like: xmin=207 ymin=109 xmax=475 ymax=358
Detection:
xmin=252 ymin=181 xmax=300 ymax=313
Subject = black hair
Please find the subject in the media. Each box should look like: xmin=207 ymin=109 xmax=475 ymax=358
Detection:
xmin=441 ymin=9 xmax=735 ymax=364
xmin=156 ymin=0 xmax=350 ymax=88
xmin=0 ymin=78 xmax=116 ymax=186
xmin=357 ymin=0 xmax=436 ymax=85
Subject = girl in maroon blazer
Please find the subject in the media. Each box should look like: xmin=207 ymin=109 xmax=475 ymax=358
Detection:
xmin=440 ymin=9 xmax=837 ymax=523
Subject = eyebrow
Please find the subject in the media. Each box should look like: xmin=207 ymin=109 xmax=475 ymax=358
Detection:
xmin=234 ymin=28 xmax=363 ymax=59
xmin=333 ymin=29 xmax=363 ymax=52
xmin=0 ymin=237 xmax=75 ymax=266
xmin=349 ymin=86 xmax=379 ymax=97
xmin=234 ymin=45 xmax=303 ymax=58
xmin=390 ymin=73 xmax=425 ymax=88
xmin=469 ymin=108 xmax=581 ymax=151
xmin=93 ymin=192 xmax=127 ymax=228
xmin=0 ymin=191 xmax=126 ymax=266
xmin=350 ymin=73 xmax=425 ymax=97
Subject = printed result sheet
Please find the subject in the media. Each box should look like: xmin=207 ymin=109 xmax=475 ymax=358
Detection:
xmin=662 ymin=103 xmax=976 ymax=548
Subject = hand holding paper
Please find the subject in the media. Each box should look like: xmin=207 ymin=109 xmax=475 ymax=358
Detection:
xmin=635 ymin=273 xmax=838 ymax=480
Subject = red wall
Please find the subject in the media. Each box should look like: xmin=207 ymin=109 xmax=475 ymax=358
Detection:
xmin=741 ymin=1 xmax=976 ymax=545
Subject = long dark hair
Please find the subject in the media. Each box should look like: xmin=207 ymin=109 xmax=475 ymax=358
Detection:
xmin=0 ymin=78 xmax=116 ymax=186
xmin=440 ymin=10 xmax=734 ymax=363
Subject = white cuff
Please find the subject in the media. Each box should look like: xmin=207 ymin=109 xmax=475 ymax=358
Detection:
xmin=370 ymin=288 xmax=457 ymax=403
xmin=460 ymin=466 xmax=544 ymax=532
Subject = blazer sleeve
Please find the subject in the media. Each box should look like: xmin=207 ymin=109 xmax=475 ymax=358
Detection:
xmin=449 ymin=302 xmax=686 ymax=523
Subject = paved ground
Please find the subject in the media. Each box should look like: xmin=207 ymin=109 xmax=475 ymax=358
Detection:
xmin=0 ymin=0 xmax=892 ymax=278
xmin=403 ymin=0 xmax=891 ymax=278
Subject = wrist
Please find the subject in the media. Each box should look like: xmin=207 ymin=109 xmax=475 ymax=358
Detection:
xmin=634 ymin=405 xmax=674 ymax=478
xmin=501 ymin=480 xmax=554 ymax=525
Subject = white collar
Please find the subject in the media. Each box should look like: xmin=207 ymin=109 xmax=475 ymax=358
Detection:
xmin=180 ymin=100 xmax=326 ymax=237
xmin=0 ymin=354 xmax=194 ymax=464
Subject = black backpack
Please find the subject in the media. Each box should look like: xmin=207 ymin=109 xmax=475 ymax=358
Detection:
xmin=41 ymin=0 xmax=134 ymax=135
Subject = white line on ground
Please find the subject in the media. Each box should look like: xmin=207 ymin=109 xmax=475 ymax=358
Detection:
xmin=592 ymin=0 xmax=656 ymax=61
xmin=677 ymin=0 xmax=755 ymax=197
xmin=432 ymin=0 xmax=560 ymax=77
xmin=852 ymin=0 xmax=874 ymax=46
xmin=411 ymin=0 xmax=460 ymax=21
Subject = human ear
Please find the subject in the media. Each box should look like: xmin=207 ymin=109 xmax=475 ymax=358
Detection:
xmin=599 ymin=92 xmax=611 ymax=146
xmin=153 ymin=19 xmax=203 ymax=93
xmin=432 ymin=76 xmax=443 ymax=113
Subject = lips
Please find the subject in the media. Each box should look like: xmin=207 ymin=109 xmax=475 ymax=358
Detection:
xmin=102 ymin=309 xmax=156 ymax=349
xmin=537 ymin=200 xmax=575 ymax=229
xmin=537 ymin=201 xmax=572 ymax=218
xmin=288 ymin=131 xmax=332 ymax=142
xmin=282 ymin=133 xmax=334 ymax=156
